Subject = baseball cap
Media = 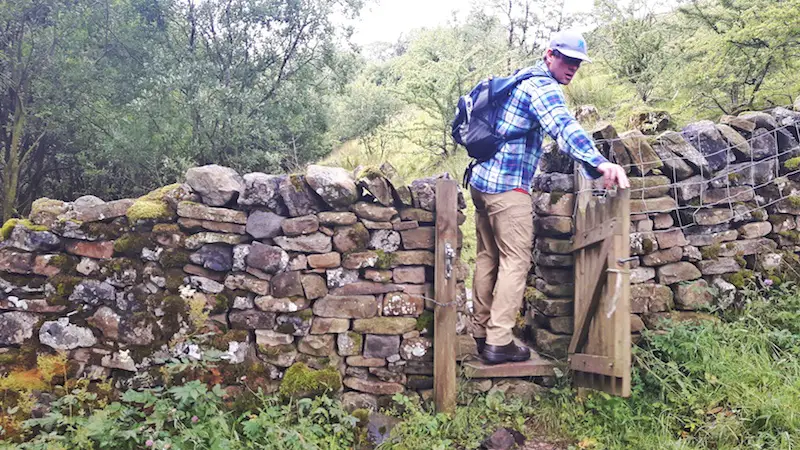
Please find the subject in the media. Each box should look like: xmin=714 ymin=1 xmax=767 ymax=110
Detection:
xmin=548 ymin=30 xmax=592 ymax=62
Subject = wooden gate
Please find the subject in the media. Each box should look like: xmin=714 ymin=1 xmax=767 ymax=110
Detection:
xmin=570 ymin=177 xmax=632 ymax=397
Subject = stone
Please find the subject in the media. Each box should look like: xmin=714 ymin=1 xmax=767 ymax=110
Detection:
xmin=298 ymin=334 xmax=336 ymax=356
xmin=751 ymin=127 xmax=779 ymax=160
xmin=633 ymin=219 xmax=653 ymax=232
xmin=232 ymin=295 xmax=254 ymax=309
xmin=341 ymin=251 xmax=379 ymax=270
xmin=189 ymin=275 xmax=224 ymax=293
xmin=190 ymin=243 xmax=234 ymax=272
xmin=630 ymin=232 xmax=658 ymax=256
xmin=703 ymin=186 xmax=755 ymax=205
xmin=259 ymin=344 xmax=298 ymax=368
xmin=358 ymin=169 xmax=394 ymax=206
xmin=716 ymin=124 xmax=751 ymax=160
xmin=224 ymin=273 xmax=270 ymax=295
xmin=737 ymin=221 xmax=772 ymax=239
xmin=393 ymin=267 xmax=426 ymax=284
xmin=31 ymin=254 xmax=63 ymax=277
xmin=642 ymin=246 xmax=683 ymax=266
xmin=343 ymin=377 xmax=403 ymax=395
xmin=69 ymin=280 xmax=116 ymax=306
xmin=382 ymin=292 xmax=424 ymax=316
xmin=399 ymin=208 xmax=434 ymax=222
xmin=533 ymin=216 xmax=572 ymax=236
xmin=101 ymin=351 xmax=137 ymax=372
xmin=337 ymin=332 xmax=363 ymax=356
xmin=683 ymin=245 xmax=702 ymax=262
xmin=672 ymin=175 xmax=708 ymax=203
xmin=630 ymin=266 xmax=656 ymax=284
xmin=0 ymin=312 xmax=39 ymax=345
xmin=534 ymin=329 xmax=570 ymax=358
xmin=363 ymin=334 xmax=400 ymax=359
xmin=354 ymin=203 xmax=397 ymax=223
xmin=184 ymin=232 xmax=248 ymax=250
xmin=245 ymin=242 xmax=288 ymax=274
xmin=30 ymin=198 xmax=69 ymax=227
xmin=305 ymin=165 xmax=358 ymax=208
xmin=654 ymin=131 xmax=709 ymax=177
xmin=696 ymin=257 xmax=741 ymax=275
xmin=535 ymin=238 xmax=572 ymax=254
xmin=245 ymin=211 xmax=285 ymax=239
xmin=489 ymin=379 xmax=546 ymax=403
xmin=656 ymin=229 xmax=689 ymax=249
xmin=229 ymin=310 xmax=276 ymax=329
xmin=629 ymin=176 xmax=671 ymax=199
xmin=689 ymin=208 xmax=734 ymax=226
xmin=301 ymin=274 xmax=327 ymax=300
xmin=400 ymin=337 xmax=433 ymax=361
xmin=681 ymin=120 xmax=731 ymax=174
xmin=620 ymin=129 xmax=663 ymax=175
xmin=657 ymin=262 xmax=701 ymax=285
xmin=535 ymin=266 xmax=572 ymax=285
xmin=330 ymin=224 xmax=367 ymax=253
xmin=184 ymin=263 xmax=223 ymax=282
xmin=757 ymin=252 xmax=783 ymax=272
xmin=346 ymin=356 xmax=386 ymax=367
xmin=178 ymin=217 xmax=246 ymax=236
xmin=533 ymin=251 xmax=573 ymax=267
xmin=720 ymin=114 xmax=756 ymax=133
xmin=330 ymin=281 xmax=403 ymax=296
xmin=353 ymin=317 xmax=416 ymax=335
xmin=275 ymin=312 xmax=313 ymax=336
xmin=254 ymin=296 xmax=309 ymax=313
xmin=365 ymin=269 xmax=393 ymax=283
xmin=653 ymin=213 xmax=674 ymax=229
xmin=326 ymin=267 xmax=360 ymax=288
xmin=185 ymin=165 xmax=244 ymax=206
xmin=255 ymin=330 xmax=294 ymax=347
xmin=631 ymin=283 xmax=674 ymax=313
xmin=399 ymin=227 xmax=435 ymax=250
xmin=311 ymin=318 xmax=349 ymax=334
xmin=68 ymin=198 xmax=134 ymax=223
xmin=65 ymin=241 xmax=114 ymax=259
xmin=274 ymin=233 xmax=331 ymax=254
xmin=313 ymin=295 xmax=378 ymax=319
xmin=685 ymin=229 xmax=738 ymax=247
xmin=40 ymin=318 xmax=97 ymax=350
xmin=318 ymin=212 xmax=358 ymax=226
xmin=177 ymin=202 xmax=247 ymax=224
xmin=4 ymin=226 xmax=60 ymax=252
xmin=281 ymin=215 xmax=319 ymax=236
xmin=369 ymin=368 xmax=406 ymax=385
xmin=530 ymin=296 xmax=572 ymax=317
xmin=673 ymin=279 xmax=713 ymax=310
xmin=630 ymin=196 xmax=677 ymax=214
xmin=279 ymin=175 xmax=323 ymax=217
xmin=391 ymin=251 xmax=435 ymax=267
xmin=269 ymin=271 xmax=302 ymax=298
xmin=341 ymin=392 xmax=378 ymax=412
xmin=307 ymin=252 xmax=341 ymax=269
xmin=369 ymin=230 xmax=401 ymax=252
xmin=238 ymin=173 xmax=283 ymax=210
xmin=532 ymin=192 xmax=575 ymax=216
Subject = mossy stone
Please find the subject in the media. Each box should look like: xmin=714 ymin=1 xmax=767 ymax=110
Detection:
xmin=785 ymin=157 xmax=800 ymax=170
xmin=46 ymin=275 xmax=83 ymax=305
xmin=113 ymin=233 xmax=152 ymax=257
xmin=416 ymin=310 xmax=434 ymax=333
xmin=159 ymin=248 xmax=190 ymax=269
xmin=279 ymin=363 xmax=342 ymax=398
xmin=209 ymin=329 xmax=249 ymax=351
xmin=374 ymin=249 xmax=396 ymax=270
xmin=1 ymin=219 xmax=47 ymax=241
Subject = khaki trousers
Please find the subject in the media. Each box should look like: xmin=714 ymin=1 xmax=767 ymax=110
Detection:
xmin=470 ymin=187 xmax=533 ymax=346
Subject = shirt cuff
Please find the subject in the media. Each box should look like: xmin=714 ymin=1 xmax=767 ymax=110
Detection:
xmin=579 ymin=154 xmax=610 ymax=180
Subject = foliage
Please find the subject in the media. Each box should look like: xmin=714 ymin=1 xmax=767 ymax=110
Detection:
xmin=532 ymin=283 xmax=800 ymax=449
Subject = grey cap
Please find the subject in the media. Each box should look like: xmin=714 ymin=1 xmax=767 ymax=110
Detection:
xmin=548 ymin=30 xmax=592 ymax=62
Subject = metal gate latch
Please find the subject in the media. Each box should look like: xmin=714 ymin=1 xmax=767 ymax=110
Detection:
xmin=445 ymin=243 xmax=455 ymax=279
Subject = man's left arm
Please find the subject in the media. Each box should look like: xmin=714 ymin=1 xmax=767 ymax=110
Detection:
xmin=530 ymin=84 xmax=630 ymax=189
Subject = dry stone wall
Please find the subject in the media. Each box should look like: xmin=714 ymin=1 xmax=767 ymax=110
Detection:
xmin=526 ymin=107 xmax=800 ymax=359
xmin=0 ymin=163 xmax=480 ymax=404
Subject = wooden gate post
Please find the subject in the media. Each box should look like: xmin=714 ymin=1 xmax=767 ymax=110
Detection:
xmin=434 ymin=178 xmax=457 ymax=414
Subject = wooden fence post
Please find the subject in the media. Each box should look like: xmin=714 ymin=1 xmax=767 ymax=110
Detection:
xmin=434 ymin=178 xmax=457 ymax=414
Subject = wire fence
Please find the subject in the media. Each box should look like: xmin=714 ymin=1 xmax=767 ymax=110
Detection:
xmin=565 ymin=120 xmax=800 ymax=237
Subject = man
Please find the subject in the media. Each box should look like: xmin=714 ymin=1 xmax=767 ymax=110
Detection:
xmin=469 ymin=30 xmax=630 ymax=364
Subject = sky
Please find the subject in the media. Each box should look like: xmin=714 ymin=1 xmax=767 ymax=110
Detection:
xmin=351 ymin=0 xmax=597 ymax=46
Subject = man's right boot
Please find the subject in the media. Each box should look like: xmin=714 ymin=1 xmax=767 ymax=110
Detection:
xmin=481 ymin=341 xmax=531 ymax=365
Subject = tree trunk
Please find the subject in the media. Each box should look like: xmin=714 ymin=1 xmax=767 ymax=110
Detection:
xmin=2 ymin=96 xmax=26 ymax=222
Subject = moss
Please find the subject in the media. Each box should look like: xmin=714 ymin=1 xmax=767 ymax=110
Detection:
xmin=785 ymin=157 xmax=800 ymax=171
xmin=296 ymin=308 xmax=314 ymax=320
xmin=357 ymin=166 xmax=384 ymax=180
xmin=727 ymin=172 xmax=742 ymax=182
xmin=700 ymin=244 xmax=721 ymax=260
xmin=209 ymin=329 xmax=249 ymax=351
xmin=288 ymin=174 xmax=306 ymax=193
xmin=279 ymin=363 xmax=342 ymax=399
xmin=374 ymin=249 xmax=396 ymax=270
xmin=724 ymin=269 xmax=755 ymax=289
xmin=778 ymin=230 xmax=800 ymax=243
xmin=46 ymin=275 xmax=83 ymax=305
xmin=751 ymin=208 xmax=766 ymax=221
xmin=0 ymin=273 xmax=46 ymax=290
xmin=734 ymin=253 xmax=747 ymax=268
xmin=0 ymin=219 xmax=47 ymax=241
xmin=549 ymin=191 xmax=565 ymax=205
xmin=787 ymin=196 xmax=800 ymax=208
xmin=416 ymin=310 xmax=434 ymax=333
xmin=45 ymin=254 xmax=77 ymax=275
xmin=213 ymin=293 xmax=230 ymax=314
xmin=768 ymin=274 xmax=783 ymax=285
xmin=160 ymin=248 xmax=191 ymax=269
xmin=351 ymin=408 xmax=370 ymax=424
xmin=126 ymin=199 xmax=174 ymax=223
xmin=259 ymin=343 xmax=296 ymax=357
xmin=153 ymin=223 xmax=180 ymax=233
xmin=164 ymin=269 xmax=185 ymax=291
xmin=523 ymin=287 xmax=545 ymax=304
xmin=80 ymin=221 xmax=126 ymax=240
xmin=160 ymin=295 xmax=188 ymax=335
xmin=642 ymin=237 xmax=655 ymax=254
xmin=113 ymin=233 xmax=152 ymax=257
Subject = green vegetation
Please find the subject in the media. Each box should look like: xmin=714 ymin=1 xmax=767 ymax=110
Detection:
xmin=279 ymin=363 xmax=342 ymax=399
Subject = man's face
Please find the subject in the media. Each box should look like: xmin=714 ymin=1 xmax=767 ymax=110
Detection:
xmin=545 ymin=49 xmax=583 ymax=85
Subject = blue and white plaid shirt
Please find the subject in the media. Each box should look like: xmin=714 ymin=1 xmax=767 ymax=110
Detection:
xmin=469 ymin=61 xmax=608 ymax=194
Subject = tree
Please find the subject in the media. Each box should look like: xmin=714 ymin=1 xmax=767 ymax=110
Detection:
xmin=677 ymin=0 xmax=800 ymax=114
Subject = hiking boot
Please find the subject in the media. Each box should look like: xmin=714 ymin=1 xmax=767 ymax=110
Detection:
xmin=474 ymin=337 xmax=486 ymax=354
xmin=481 ymin=341 xmax=531 ymax=365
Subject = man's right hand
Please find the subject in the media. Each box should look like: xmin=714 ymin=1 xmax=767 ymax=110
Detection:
xmin=597 ymin=162 xmax=630 ymax=190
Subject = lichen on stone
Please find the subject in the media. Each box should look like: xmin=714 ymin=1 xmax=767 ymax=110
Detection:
xmin=278 ymin=362 xmax=342 ymax=398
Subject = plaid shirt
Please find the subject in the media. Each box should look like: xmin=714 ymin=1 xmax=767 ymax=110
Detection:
xmin=469 ymin=61 xmax=608 ymax=194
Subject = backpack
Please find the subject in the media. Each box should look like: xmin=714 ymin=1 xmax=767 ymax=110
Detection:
xmin=451 ymin=69 xmax=545 ymax=186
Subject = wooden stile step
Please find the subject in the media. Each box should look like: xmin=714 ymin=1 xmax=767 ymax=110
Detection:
xmin=461 ymin=356 xmax=557 ymax=378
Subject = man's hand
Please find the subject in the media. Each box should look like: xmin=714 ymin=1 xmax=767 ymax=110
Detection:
xmin=597 ymin=162 xmax=630 ymax=190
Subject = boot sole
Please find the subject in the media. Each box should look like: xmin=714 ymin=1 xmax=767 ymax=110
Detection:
xmin=480 ymin=351 xmax=531 ymax=365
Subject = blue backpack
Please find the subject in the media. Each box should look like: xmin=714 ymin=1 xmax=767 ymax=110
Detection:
xmin=451 ymin=69 xmax=546 ymax=186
